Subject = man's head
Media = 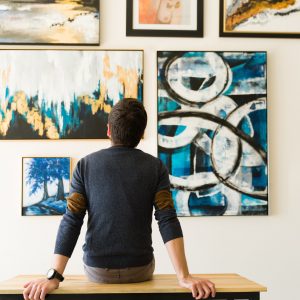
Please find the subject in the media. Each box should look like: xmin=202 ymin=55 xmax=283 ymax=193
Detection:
xmin=107 ymin=98 xmax=147 ymax=148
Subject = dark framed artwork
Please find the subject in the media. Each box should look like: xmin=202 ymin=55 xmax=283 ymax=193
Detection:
xmin=220 ymin=0 xmax=300 ymax=38
xmin=0 ymin=50 xmax=143 ymax=140
xmin=126 ymin=0 xmax=203 ymax=37
xmin=157 ymin=51 xmax=268 ymax=216
xmin=22 ymin=157 xmax=71 ymax=216
xmin=0 ymin=0 xmax=100 ymax=45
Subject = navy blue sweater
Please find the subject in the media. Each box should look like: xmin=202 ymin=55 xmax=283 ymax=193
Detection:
xmin=54 ymin=146 xmax=183 ymax=268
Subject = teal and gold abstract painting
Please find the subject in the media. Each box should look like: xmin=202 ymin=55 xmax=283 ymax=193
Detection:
xmin=0 ymin=0 xmax=100 ymax=45
xmin=0 ymin=50 xmax=143 ymax=139
xmin=22 ymin=157 xmax=71 ymax=216
xmin=158 ymin=51 xmax=268 ymax=216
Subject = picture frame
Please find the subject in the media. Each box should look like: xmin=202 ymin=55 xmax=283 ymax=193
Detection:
xmin=22 ymin=157 xmax=72 ymax=216
xmin=220 ymin=0 xmax=300 ymax=38
xmin=157 ymin=50 xmax=268 ymax=217
xmin=0 ymin=0 xmax=100 ymax=45
xmin=126 ymin=0 xmax=203 ymax=37
xmin=0 ymin=49 xmax=143 ymax=140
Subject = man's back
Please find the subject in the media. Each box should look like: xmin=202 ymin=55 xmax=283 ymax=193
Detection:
xmin=82 ymin=147 xmax=163 ymax=268
xmin=55 ymin=146 xmax=180 ymax=269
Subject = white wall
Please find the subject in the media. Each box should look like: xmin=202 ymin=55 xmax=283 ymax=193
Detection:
xmin=1 ymin=1 xmax=300 ymax=299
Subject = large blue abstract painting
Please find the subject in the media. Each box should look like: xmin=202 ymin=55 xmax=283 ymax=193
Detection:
xmin=0 ymin=50 xmax=143 ymax=139
xmin=22 ymin=157 xmax=71 ymax=216
xmin=158 ymin=51 xmax=268 ymax=216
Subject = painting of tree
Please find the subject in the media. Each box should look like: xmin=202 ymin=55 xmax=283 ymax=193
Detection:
xmin=22 ymin=157 xmax=71 ymax=216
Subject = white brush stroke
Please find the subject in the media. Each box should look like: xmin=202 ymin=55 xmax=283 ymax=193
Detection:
xmin=0 ymin=51 xmax=143 ymax=111
xmin=166 ymin=52 xmax=230 ymax=104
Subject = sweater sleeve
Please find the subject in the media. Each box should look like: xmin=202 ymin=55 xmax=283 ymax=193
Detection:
xmin=154 ymin=161 xmax=183 ymax=243
xmin=54 ymin=159 xmax=87 ymax=258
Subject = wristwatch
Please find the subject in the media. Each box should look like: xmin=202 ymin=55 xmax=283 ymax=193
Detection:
xmin=47 ymin=268 xmax=64 ymax=282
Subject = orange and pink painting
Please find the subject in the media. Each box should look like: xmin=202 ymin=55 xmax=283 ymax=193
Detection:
xmin=139 ymin=0 xmax=188 ymax=25
xmin=127 ymin=0 xmax=202 ymax=36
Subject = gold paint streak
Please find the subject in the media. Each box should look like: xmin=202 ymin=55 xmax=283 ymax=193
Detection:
xmin=0 ymin=109 xmax=12 ymax=136
xmin=226 ymin=0 xmax=296 ymax=31
xmin=0 ymin=91 xmax=60 ymax=139
xmin=98 ymin=81 xmax=106 ymax=110
xmin=75 ymin=55 xmax=139 ymax=116
xmin=103 ymin=103 xmax=112 ymax=114
xmin=78 ymin=80 xmax=112 ymax=115
xmin=27 ymin=109 xmax=44 ymax=136
xmin=15 ymin=91 xmax=29 ymax=115
xmin=49 ymin=2 xmax=83 ymax=19
xmin=91 ymin=100 xmax=101 ymax=114
xmin=45 ymin=117 xmax=59 ymax=139
xmin=117 ymin=67 xmax=139 ymax=98
xmin=103 ymin=54 xmax=113 ymax=80
xmin=50 ymin=25 xmax=84 ymax=44
xmin=2 ymin=66 xmax=11 ymax=87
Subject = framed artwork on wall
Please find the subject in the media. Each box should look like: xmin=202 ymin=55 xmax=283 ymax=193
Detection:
xmin=157 ymin=51 xmax=268 ymax=216
xmin=220 ymin=0 xmax=300 ymax=38
xmin=0 ymin=0 xmax=100 ymax=45
xmin=22 ymin=157 xmax=71 ymax=216
xmin=0 ymin=50 xmax=143 ymax=140
xmin=126 ymin=0 xmax=203 ymax=37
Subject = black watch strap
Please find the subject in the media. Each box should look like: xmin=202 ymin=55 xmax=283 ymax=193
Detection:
xmin=47 ymin=268 xmax=64 ymax=282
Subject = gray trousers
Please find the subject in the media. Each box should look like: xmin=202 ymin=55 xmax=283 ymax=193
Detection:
xmin=84 ymin=259 xmax=155 ymax=284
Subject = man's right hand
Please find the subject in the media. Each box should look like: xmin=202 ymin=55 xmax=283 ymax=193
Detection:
xmin=178 ymin=275 xmax=216 ymax=299
xmin=23 ymin=278 xmax=59 ymax=300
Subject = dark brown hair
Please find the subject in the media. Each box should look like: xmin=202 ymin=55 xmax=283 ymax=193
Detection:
xmin=108 ymin=98 xmax=147 ymax=147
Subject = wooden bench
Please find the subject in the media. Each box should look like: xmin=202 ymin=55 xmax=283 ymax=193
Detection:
xmin=0 ymin=274 xmax=267 ymax=300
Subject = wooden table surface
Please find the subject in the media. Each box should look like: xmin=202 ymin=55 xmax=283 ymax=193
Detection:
xmin=0 ymin=274 xmax=267 ymax=294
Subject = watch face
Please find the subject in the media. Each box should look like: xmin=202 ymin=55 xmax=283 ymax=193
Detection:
xmin=47 ymin=269 xmax=55 ymax=279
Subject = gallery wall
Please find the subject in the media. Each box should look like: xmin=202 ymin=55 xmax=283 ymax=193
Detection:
xmin=0 ymin=1 xmax=299 ymax=300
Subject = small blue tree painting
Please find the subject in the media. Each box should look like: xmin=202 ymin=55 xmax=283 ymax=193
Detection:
xmin=22 ymin=157 xmax=70 ymax=216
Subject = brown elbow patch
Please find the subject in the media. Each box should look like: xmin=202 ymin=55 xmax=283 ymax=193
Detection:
xmin=154 ymin=190 xmax=174 ymax=210
xmin=67 ymin=192 xmax=87 ymax=213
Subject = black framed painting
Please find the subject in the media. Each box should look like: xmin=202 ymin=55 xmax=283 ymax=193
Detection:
xmin=157 ymin=51 xmax=268 ymax=216
xmin=0 ymin=50 xmax=143 ymax=140
xmin=126 ymin=0 xmax=203 ymax=37
xmin=0 ymin=0 xmax=100 ymax=45
xmin=220 ymin=0 xmax=300 ymax=38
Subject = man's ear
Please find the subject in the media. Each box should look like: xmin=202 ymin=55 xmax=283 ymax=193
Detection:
xmin=107 ymin=124 xmax=111 ymax=138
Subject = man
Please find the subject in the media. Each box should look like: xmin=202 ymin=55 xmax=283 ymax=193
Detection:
xmin=23 ymin=99 xmax=216 ymax=300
